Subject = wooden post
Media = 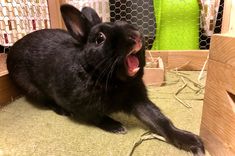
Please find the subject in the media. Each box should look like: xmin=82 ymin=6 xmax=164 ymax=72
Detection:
xmin=200 ymin=34 xmax=235 ymax=156
xmin=0 ymin=54 xmax=20 ymax=106
xmin=201 ymin=4 xmax=235 ymax=154
xmin=221 ymin=0 xmax=235 ymax=33
xmin=48 ymin=0 xmax=66 ymax=29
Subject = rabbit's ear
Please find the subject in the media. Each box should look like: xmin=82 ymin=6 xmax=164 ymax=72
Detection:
xmin=81 ymin=7 xmax=101 ymax=26
xmin=60 ymin=4 xmax=90 ymax=43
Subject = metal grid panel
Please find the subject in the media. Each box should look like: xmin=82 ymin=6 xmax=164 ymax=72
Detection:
xmin=66 ymin=0 xmax=224 ymax=50
xmin=66 ymin=0 xmax=110 ymax=22
xmin=0 ymin=0 xmax=50 ymax=46
xmin=109 ymin=0 xmax=155 ymax=49
xmin=199 ymin=0 xmax=224 ymax=49
xmin=0 ymin=0 xmax=224 ymax=50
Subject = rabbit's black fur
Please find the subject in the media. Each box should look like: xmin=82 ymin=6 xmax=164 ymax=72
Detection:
xmin=7 ymin=4 xmax=205 ymax=156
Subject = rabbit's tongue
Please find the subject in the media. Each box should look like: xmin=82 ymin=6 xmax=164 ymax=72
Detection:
xmin=126 ymin=55 xmax=140 ymax=76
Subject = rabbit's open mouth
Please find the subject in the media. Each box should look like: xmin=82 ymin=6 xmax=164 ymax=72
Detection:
xmin=126 ymin=40 xmax=142 ymax=77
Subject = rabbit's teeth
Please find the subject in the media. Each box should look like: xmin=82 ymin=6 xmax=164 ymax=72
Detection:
xmin=133 ymin=67 xmax=140 ymax=73
xmin=128 ymin=67 xmax=140 ymax=77
xmin=126 ymin=54 xmax=140 ymax=77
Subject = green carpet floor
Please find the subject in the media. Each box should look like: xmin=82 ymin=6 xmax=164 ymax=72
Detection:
xmin=0 ymin=71 xmax=210 ymax=156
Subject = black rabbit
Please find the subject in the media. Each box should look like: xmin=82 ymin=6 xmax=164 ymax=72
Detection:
xmin=7 ymin=4 xmax=205 ymax=156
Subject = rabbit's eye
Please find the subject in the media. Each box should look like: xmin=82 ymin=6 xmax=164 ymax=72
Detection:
xmin=95 ymin=32 xmax=106 ymax=45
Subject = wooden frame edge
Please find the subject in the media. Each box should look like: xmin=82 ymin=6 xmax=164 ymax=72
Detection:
xmin=146 ymin=50 xmax=209 ymax=71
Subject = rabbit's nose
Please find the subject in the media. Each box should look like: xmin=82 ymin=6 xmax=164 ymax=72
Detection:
xmin=128 ymin=31 xmax=143 ymax=52
xmin=128 ymin=31 xmax=142 ymax=44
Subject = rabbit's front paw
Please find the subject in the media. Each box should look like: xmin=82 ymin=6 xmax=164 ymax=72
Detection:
xmin=96 ymin=116 xmax=127 ymax=134
xmin=171 ymin=130 xmax=205 ymax=156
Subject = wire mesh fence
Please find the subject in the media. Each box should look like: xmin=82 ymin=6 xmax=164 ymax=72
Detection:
xmin=0 ymin=0 xmax=224 ymax=50
xmin=0 ymin=0 xmax=50 ymax=46
xmin=199 ymin=0 xmax=224 ymax=49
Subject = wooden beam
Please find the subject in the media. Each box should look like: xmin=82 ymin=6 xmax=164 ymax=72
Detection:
xmin=0 ymin=74 xmax=21 ymax=107
xmin=48 ymin=0 xmax=66 ymax=29
xmin=146 ymin=50 xmax=209 ymax=71
xmin=209 ymin=34 xmax=235 ymax=66
xmin=0 ymin=53 xmax=8 ymax=76
xmin=200 ymin=34 xmax=235 ymax=155
xmin=0 ymin=54 xmax=20 ymax=107
xmin=200 ymin=60 xmax=235 ymax=156
xmin=221 ymin=0 xmax=232 ymax=33
xmin=221 ymin=0 xmax=235 ymax=34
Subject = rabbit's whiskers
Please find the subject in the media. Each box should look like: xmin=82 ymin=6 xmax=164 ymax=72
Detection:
xmin=105 ymin=57 xmax=120 ymax=92
xmin=86 ymin=56 xmax=119 ymax=109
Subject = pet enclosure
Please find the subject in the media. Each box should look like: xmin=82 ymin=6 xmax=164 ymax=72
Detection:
xmin=0 ymin=0 xmax=226 ymax=78
xmin=0 ymin=0 xmax=51 ymax=46
xmin=0 ymin=0 xmax=227 ymax=105
xmin=0 ymin=0 xmax=224 ymax=50
xmin=1 ymin=0 xmax=235 ymax=155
